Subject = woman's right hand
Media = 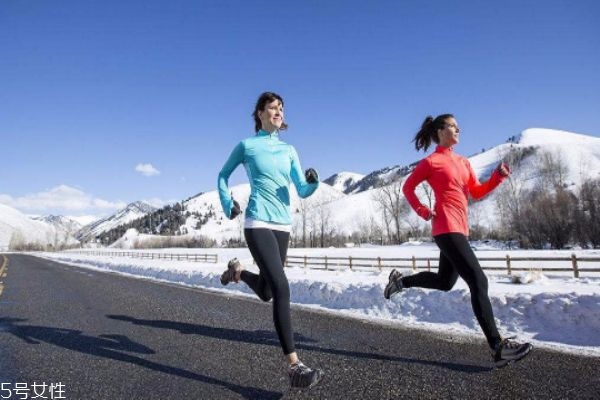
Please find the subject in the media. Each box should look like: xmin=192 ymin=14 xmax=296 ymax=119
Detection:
xmin=417 ymin=207 xmax=436 ymax=221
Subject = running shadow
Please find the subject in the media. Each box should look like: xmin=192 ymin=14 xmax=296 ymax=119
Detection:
xmin=0 ymin=317 xmax=282 ymax=400
xmin=108 ymin=314 xmax=317 ymax=346
xmin=108 ymin=314 xmax=491 ymax=374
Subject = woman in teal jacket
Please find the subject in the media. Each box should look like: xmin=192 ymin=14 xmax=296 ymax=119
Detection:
xmin=217 ymin=92 xmax=323 ymax=389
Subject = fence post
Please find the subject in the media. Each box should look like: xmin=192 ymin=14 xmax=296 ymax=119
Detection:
xmin=325 ymin=255 xmax=328 ymax=271
xmin=349 ymin=256 xmax=353 ymax=270
xmin=427 ymin=259 xmax=431 ymax=272
xmin=506 ymin=255 xmax=512 ymax=275
xmin=377 ymin=257 xmax=381 ymax=272
xmin=411 ymin=256 xmax=416 ymax=272
xmin=571 ymin=253 xmax=579 ymax=278
xmin=304 ymin=255 xmax=307 ymax=269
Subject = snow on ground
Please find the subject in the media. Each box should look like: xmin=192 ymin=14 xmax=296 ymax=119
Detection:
xmin=30 ymin=242 xmax=600 ymax=358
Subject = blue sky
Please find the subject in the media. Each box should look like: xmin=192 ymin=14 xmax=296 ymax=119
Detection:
xmin=1 ymin=0 xmax=599 ymax=220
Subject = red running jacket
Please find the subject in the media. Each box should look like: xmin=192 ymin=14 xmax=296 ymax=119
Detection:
xmin=402 ymin=145 xmax=506 ymax=237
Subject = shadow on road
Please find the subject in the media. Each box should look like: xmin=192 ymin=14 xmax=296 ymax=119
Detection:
xmin=108 ymin=314 xmax=492 ymax=374
xmin=0 ymin=317 xmax=282 ymax=400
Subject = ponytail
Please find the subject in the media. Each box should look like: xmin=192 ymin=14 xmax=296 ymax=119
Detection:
xmin=412 ymin=114 xmax=454 ymax=152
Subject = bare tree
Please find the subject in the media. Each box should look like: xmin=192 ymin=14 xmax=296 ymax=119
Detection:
xmin=538 ymin=188 xmax=577 ymax=249
xmin=495 ymin=145 xmax=536 ymax=241
xmin=468 ymin=200 xmax=487 ymax=240
xmin=420 ymin=182 xmax=434 ymax=210
xmin=538 ymin=150 xmax=569 ymax=189
xmin=576 ymin=178 xmax=600 ymax=248
xmin=315 ymin=200 xmax=333 ymax=247
xmin=372 ymin=179 xmax=410 ymax=244
xmin=363 ymin=215 xmax=384 ymax=245
xmin=513 ymin=190 xmax=547 ymax=248
xmin=515 ymin=187 xmax=577 ymax=249
xmin=295 ymin=198 xmax=312 ymax=247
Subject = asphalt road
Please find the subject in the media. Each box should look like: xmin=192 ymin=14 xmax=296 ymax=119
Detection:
xmin=0 ymin=254 xmax=598 ymax=399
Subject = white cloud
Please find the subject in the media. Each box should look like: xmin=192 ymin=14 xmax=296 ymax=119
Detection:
xmin=135 ymin=163 xmax=160 ymax=177
xmin=0 ymin=185 xmax=126 ymax=213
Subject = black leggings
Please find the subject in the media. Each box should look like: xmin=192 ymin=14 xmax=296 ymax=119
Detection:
xmin=401 ymin=233 xmax=502 ymax=348
xmin=241 ymin=228 xmax=295 ymax=355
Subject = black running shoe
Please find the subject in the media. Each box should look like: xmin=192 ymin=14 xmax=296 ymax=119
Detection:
xmin=384 ymin=269 xmax=403 ymax=300
xmin=220 ymin=258 xmax=241 ymax=286
xmin=288 ymin=361 xmax=324 ymax=389
xmin=492 ymin=337 xmax=533 ymax=368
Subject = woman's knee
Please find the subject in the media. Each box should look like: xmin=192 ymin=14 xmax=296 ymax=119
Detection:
xmin=438 ymin=281 xmax=455 ymax=292
xmin=435 ymin=273 xmax=458 ymax=291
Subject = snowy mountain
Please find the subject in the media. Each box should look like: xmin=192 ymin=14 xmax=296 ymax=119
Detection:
xmin=68 ymin=215 xmax=101 ymax=227
xmin=0 ymin=204 xmax=78 ymax=250
xmin=76 ymin=201 xmax=157 ymax=243
xmin=32 ymin=215 xmax=82 ymax=238
xmin=343 ymin=165 xmax=411 ymax=194
xmin=324 ymin=172 xmax=365 ymax=193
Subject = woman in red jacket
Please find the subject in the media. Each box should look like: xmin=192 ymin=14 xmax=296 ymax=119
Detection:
xmin=385 ymin=114 xmax=532 ymax=367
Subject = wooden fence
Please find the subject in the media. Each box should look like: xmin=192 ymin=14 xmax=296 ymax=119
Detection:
xmin=285 ymin=254 xmax=600 ymax=278
xmin=65 ymin=251 xmax=600 ymax=277
xmin=69 ymin=250 xmax=218 ymax=263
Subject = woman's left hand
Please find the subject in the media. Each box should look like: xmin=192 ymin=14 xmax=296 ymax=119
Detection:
xmin=497 ymin=162 xmax=511 ymax=177
xmin=305 ymin=168 xmax=319 ymax=183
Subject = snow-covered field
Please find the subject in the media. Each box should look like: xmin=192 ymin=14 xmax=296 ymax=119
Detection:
xmin=31 ymin=242 xmax=600 ymax=358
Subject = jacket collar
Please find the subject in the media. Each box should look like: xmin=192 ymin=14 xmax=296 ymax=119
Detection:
xmin=257 ymin=129 xmax=279 ymax=138
xmin=435 ymin=145 xmax=454 ymax=154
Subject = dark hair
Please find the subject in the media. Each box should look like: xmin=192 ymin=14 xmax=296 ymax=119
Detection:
xmin=252 ymin=91 xmax=288 ymax=133
xmin=412 ymin=113 xmax=454 ymax=151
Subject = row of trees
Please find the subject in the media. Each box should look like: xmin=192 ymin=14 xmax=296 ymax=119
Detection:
xmin=131 ymin=235 xmax=216 ymax=249
xmin=8 ymin=228 xmax=79 ymax=252
xmin=465 ymin=147 xmax=599 ymax=249
xmin=492 ymin=148 xmax=600 ymax=249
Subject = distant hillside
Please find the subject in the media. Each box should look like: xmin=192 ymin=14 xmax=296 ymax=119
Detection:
xmin=77 ymin=201 xmax=156 ymax=243
xmin=344 ymin=163 xmax=416 ymax=194
xmin=32 ymin=215 xmax=82 ymax=237
xmin=324 ymin=172 xmax=365 ymax=193
xmin=0 ymin=204 xmax=78 ymax=250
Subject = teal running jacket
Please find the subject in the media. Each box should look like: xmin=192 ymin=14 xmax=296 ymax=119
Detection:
xmin=218 ymin=130 xmax=319 ymax=225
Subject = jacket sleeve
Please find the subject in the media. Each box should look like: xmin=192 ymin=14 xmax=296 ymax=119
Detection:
xmin=467 ymin=159 xmax=505 ymax=200
xmin=289 ymin=146 xmax=319 ymax=198
xmin=217 ymin=141 xmax=244 ymax=218
xmin=402 ymin=158 xmax=433 ymax=219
